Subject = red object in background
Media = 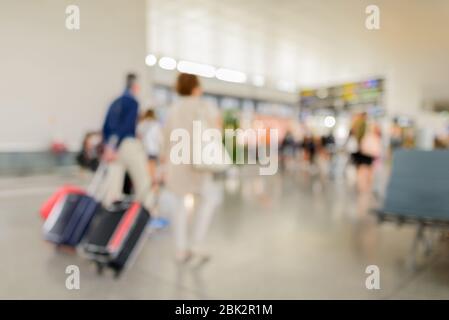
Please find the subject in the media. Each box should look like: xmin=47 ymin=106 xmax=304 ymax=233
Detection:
xmin=252 ymin=114 xmax=290 ymax=145
xmin=50 ymin=141 xmax=68 ymax=154
xmin=40 ymin=185 xmax=85 ymax=220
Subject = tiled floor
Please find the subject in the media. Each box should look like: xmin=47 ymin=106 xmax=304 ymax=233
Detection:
xmin=0 ymin=166 xmax=448 ymax=299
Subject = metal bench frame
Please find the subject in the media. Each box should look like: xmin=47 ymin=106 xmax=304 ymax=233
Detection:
xmin=374 ymin=209 xmax=449 ymax=270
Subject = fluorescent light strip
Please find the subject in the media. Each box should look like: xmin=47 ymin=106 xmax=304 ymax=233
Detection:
xmin=158 ymin=57 xmax=177 ymax=70
xmin=155 ymin=56 xmax=268 ymax=88
xmin=215 ymin=68 xmax=247 ymax=83
xmin=177 ymin=60 xmax=215 ymax=78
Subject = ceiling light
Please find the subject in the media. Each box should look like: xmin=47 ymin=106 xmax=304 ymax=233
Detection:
xmin=145 ymin=54 xmax=157 ymax=67
xmin=177 ymin=60 xmax=215 ymax=78
xmin=215 ymin=68 xmax=247 ymax=83
xmin=158 ymin=57 xmax=177 ymax=70
xmin=324 ymin=116 xmax=336 ymax=128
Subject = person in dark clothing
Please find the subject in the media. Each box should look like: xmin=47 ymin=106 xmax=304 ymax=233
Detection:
xmin=100 ymin=73 xmax=153 ymax=212
xmin=320 ymin=133 xmax=337 ymax=178
xmin=76 ymin=132 xmax=101 ymax=172
xmin=279 ymin=131 xmax=296 ymax=170
xmin=302 ymin=135 xmax=317 ymax=164
xmin=102 ymin=74 xmax=139 ymax=147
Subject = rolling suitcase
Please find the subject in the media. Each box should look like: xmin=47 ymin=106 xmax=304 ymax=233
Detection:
xmin=42 ymin=163 xmax=107 ymax=247
xmin=39 ymin=185 xmax=85 ymax=220
xmin=83 ymin=199 xmax=151 ymax=278
xmin=43 ymin=193 xmax=100 ymax=246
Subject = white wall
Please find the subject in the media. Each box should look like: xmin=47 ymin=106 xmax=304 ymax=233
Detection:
xmin=0 ymin=0 xmax=148 ymax=151
xmin=377 ymin=0 xmax=449 ymax=132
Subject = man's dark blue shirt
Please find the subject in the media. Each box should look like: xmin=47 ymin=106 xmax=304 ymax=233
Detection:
xmin=102 ymin=90 xmax=138 ymax=147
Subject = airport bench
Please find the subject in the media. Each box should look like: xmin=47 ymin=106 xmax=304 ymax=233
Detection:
xmin=374 ymin=150 xmax=449 ymax=268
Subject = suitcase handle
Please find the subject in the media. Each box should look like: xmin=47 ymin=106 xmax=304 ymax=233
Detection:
xmin=86 ymin=162 xmax=108 ymax=200
xmin=108 ymin=199 xmax=134 ymax=212
xmin=87 ymin=136 xmax=119 ymax=201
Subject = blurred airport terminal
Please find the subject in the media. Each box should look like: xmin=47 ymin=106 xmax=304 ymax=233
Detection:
xmin=1 ymin=0 xmax=449 ymax=299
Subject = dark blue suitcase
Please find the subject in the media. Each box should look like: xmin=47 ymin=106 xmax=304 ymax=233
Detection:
xmin=43 ymin=193 xmax=100 ymax=246
xmin=42 ymin=163 xmax=108 ymax=247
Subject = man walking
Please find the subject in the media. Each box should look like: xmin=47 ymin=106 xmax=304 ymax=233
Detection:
xmin=101 ymin=73 xmax=153 ymax=211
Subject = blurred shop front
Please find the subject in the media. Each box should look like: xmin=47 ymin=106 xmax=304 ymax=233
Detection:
xmin=299 ymin=78 xmax=386 ymax=148
xmin=150 ymin=84 xmax=299 ymax=159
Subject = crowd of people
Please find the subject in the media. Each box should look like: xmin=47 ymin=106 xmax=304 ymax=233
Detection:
xmin=279 ymin=112 xmax=384 ymax=194
xmin=75 ymin=72 xmax=421 ymax=265
xmin=77 ymin=73 xmax=221 ymax=264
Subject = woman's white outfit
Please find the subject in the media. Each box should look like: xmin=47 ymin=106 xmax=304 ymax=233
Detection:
xmin=162 ymin=97 xmax=222 ymax=254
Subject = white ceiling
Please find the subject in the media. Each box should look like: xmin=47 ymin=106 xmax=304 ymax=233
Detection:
xmin=146 ymin=0 xmax=449 ymax=90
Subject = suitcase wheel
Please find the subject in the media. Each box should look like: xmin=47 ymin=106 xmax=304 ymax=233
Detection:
xmin=113 ymin=270 xmax=121 ymax=279
xmin=95 ymin=263 xmax=104 ymax=275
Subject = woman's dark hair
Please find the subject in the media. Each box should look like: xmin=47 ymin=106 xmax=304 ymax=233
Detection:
xmin=176 ymin=73 xmax=200 ymax=96
xmin=142 ymin=109 xmax=155 ymax=120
